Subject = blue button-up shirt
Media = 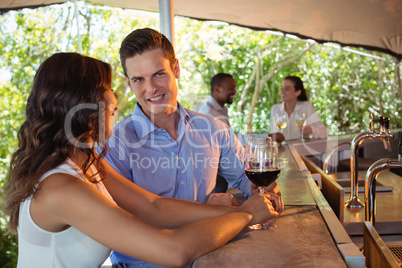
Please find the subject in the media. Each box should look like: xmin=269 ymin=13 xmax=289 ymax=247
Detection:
xmin=99 ymin=102 xmax=251 ymax=266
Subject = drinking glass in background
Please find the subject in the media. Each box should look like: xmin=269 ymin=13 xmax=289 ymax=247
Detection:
xmin=275 ymin=112 xmax=288 ymax=134
xmin=273 ymin=111 xmax=288 ymax=145
xmin=244 ymin=137 xmax=281 ymax=229
xmin=295 ymin=111 xmax=307 ymax=141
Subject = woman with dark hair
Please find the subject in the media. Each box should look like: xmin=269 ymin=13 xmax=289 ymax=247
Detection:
xmin=270 ymin=76 xmax=327 ymax=141
xmin=3 ymin=52 xmax=278 ymax=268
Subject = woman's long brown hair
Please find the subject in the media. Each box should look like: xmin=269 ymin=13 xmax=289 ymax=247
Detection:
xmin=2 ymin=52 xmax=112 ymax=231
xmin=284 ymin=75 xmax=308 ymax=101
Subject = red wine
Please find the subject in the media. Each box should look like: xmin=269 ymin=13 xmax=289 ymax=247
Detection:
xmin=245 ymin=168 xmax=281 ymax=187
xmin=246 ymin=159 xmax=272 ymax=169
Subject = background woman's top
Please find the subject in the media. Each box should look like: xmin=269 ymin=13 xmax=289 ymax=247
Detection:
xmin=17 ymin=159 xmax=114 ymax=268
xmin=270 ymin=101 xmax=327 ymax=140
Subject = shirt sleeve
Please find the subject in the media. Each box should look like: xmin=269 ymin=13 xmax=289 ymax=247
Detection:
xmin=305 ymin=102 xmax=328 ymax=139
xmin=270 ymin=105 xmax=279 ymax=133
xmin=235 ymin=133 xmax=248 ymax=147
xmin=217 ymin=125 xmax=252 ymax=198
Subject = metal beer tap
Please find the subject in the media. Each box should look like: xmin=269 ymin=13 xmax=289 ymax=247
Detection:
xmin=365 ymin=131 xmax=402 ymax=225
xmin=345 ymin=113 xmax=394 ymax=209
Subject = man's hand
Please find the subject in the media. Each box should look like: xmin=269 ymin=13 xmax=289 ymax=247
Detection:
xmin=251 ymin=181 xmax=280 ymax=195
xmin=206 ymin=193 xmax=241 ymax=207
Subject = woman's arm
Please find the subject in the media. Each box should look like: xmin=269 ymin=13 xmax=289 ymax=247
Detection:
xmin=270 ymin=105 xmax=286 ymax=142
xmin=304 ymin=102 xmax=328 ymax=139
xmin=270 ymin=105 xmax=279 ymax=134
xmin=100 ymin=158 xmax=242 ymax=227
xmin=33 ymin=172 xmax=277 ymax=267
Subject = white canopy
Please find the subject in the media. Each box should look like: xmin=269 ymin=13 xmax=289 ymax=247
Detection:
xmin=1 ymin=0 xmax=402 ymax=59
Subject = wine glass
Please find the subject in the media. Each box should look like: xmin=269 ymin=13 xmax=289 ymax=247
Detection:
xmin=244 ymin=137 xmax=281 ymax=229
xmin=295 ymin=112 xmax=307 ymax=141
xmin=275 ymin=111 xmax=288 ymax=137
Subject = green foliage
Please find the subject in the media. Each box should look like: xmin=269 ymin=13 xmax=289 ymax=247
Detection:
xmin=0 ymin=223 xmax=18 ymax=268
xmin=0 ymin=2 xmax=401 ymax=265
xmin=302 ymin=47 xmax=402 ymax=134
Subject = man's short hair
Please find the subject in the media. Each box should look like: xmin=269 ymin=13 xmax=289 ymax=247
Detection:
xmin=210 ymin=73 xmax=233 ymax=94
xmin=119 ymin=28 xmax=176 ymax=77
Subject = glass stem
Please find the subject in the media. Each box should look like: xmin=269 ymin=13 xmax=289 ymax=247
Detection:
xmin=259 ymin=187 xmax=264 ymax=194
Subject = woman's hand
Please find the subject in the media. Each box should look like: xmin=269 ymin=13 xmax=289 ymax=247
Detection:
xmin=302 ymin=125 xmax=312 ymax=134
xmin=269 ymin=132 xmax=285 ymax=143
xmin=251 ymin=182 xmax=284 ymax=214
xmin=238 ymin=194 xmax=279 ymax=226
xmin=266 ymin=191 xmax=284 ymax=215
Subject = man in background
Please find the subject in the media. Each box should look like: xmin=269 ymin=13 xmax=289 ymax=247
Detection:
xmin=197 ymin=73 xmax=239 ymax=192
xmin=197 ymin=73 xmax=284 ymax=145
xmin=197 ymin=73 xmax=237 ymax=128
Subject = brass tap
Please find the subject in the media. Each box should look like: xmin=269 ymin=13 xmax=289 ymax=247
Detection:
xmin=365 ymin=156 xmax=402 ymax=226
xmin=346 ymin=114 xmax=394 ymax=209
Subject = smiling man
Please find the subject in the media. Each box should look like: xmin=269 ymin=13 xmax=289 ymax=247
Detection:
xmin=124 ymin=45 xmax=180 ymax=140
xmin=99 ymin=28 xmax=283 ymax=268
xmin=197 ymin=73 xmax=237 ymax=127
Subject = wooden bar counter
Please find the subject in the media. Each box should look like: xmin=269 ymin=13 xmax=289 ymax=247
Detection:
xmin=193 ymin=143 xmax=363 ymax=268
xmin=193 ymin=205 xmax=346 ymax=267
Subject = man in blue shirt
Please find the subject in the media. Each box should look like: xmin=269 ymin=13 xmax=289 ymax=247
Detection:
xmin=100 ymin=28 xmax=283 ymax=268
xmin=197 ymin=73 xmax=245 ymax=194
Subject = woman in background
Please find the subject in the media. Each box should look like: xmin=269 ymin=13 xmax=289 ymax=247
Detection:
xmin=270 ymin=75 xmax=327 ymax=141
xmin=2 ymin=52 xmax=278 ymax=268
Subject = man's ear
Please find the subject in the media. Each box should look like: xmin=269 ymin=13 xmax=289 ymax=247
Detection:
xmin=174 ymin=58 xmax=180 ymax=79
xmin=126 ymin=76 xmax=134 ymax=93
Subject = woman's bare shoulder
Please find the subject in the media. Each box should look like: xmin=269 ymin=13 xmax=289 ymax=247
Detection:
xmin=31 ymin=172 xmax=91 ymax=231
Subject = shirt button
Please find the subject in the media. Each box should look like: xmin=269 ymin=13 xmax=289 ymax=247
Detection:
xmin=181 ymin=181 xmax=184 ymax=185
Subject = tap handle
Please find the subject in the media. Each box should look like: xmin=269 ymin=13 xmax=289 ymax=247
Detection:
xmin=363 ymin=112 xmax=373 ymax=131
xmin=384 ymin=117 xmax=390 ymax=131
xmin=370 ymin=113 xmax=373 ymax=131
xmin=379 ymin=116 xmax=384 ymax=131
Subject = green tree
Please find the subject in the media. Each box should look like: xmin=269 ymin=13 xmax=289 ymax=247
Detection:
xmin=0 ymin=3 xmax=159 ymax=265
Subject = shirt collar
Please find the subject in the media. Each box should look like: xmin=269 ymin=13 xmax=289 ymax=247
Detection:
xmin=131 ymin=102 xmax=189 ymax=140
xmin=280 ymin=101 xmax=302 ymax=113
xmin=207 ymin=95 xmax=228 ymax=114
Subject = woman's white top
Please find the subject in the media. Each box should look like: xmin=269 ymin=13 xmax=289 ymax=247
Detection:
xmin=270 ymin=101 xmax=328 ymax=140
xmin=17 ymin=159 xmax=114 ymax=268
